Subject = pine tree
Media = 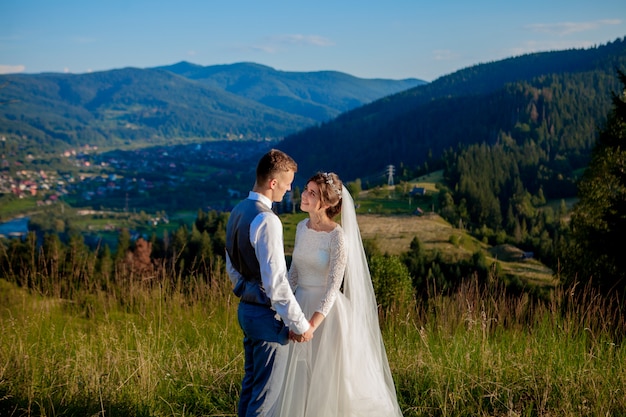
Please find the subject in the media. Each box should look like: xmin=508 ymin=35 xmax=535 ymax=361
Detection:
xmin=562 ymin=70 xmax=626 ymax=295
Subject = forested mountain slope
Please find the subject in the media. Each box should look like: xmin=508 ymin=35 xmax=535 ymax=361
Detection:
xmin=278 ymin=37 xmax=626 ymax=183
xmin=0 ymin=63 xmax=423 ymax=152
xmin=0 ymin=67 xmax=308 ymax=150
xmin=155 ymin=61 xmax=425 ymax=121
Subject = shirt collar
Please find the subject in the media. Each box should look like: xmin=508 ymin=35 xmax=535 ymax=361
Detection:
xmin=248 ymin=191 xmax=273 ymax=209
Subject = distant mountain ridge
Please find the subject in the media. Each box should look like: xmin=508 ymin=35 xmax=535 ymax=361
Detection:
xmin=0 ymin=63 xmax=425 ymax=150
xmin=155 ymin=61 xmax=424 ymax=121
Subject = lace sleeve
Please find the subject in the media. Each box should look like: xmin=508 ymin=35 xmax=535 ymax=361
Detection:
xmin=316 ymin=226 xmax=347 ymax=316
xmin=288 ymin=259 xmax=299 ymax=292
xmin=288 ymin=220 xmax=305 ymax=292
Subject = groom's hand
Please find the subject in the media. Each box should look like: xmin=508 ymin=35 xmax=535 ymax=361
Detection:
xmin=300 ymin=327 xmax=314 ymax=342
xmin=289 ymin=328 xmax=314 ymax=343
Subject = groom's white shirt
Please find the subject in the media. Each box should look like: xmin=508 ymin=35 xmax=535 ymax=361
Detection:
xmin=226 ymin=191 xmax=310 ymax=335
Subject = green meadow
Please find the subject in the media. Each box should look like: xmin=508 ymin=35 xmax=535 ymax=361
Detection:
xmin=1 ymin=266 xmax=624 ymax=416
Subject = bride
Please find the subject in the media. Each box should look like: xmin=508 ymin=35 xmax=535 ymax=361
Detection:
xmin=279 ymin=172 xmax=403 ymax=417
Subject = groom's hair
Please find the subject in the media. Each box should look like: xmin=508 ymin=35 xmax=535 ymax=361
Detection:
xmin=256 ymin=149 xmax=298 ymax=185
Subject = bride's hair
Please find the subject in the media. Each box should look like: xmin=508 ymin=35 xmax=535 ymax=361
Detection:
xmin=309 ymin=172 xmax=343 ymax=219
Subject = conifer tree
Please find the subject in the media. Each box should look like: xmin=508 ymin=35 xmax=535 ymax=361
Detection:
xmin=562 ymin=70 xmax=626 ymax=295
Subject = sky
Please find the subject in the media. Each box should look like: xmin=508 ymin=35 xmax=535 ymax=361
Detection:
xmin=1 ymin=0 xmax=625 ymax=82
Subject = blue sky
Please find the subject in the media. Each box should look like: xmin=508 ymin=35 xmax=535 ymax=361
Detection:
xmin=1 ymin=0 xmax=624 ymax=81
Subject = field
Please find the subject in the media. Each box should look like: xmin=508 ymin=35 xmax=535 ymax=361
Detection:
xmin=1 ymin=272 xmax=624 ymax=417
xmin=357 ymin=212 xmax=472 ymax=256
xmin=356 ymin=213 xmax=555 ymax=288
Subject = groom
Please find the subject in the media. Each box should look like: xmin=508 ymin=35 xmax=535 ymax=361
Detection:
xmin=225 ymin=148 xmax=313 ymax=417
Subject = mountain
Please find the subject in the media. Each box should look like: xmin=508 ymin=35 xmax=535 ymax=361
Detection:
xmin=0 ymin=63 xmax=425 ymax=151
xmin=277 ymin=37 xmax=626 ymax=183
xmin=155 ymin=61 xmax=425 ymax=121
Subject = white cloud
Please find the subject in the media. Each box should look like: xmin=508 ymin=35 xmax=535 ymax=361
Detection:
xmin=0 ymin=64 xmax=25 ymax=74
xmin=525 ymin=19 xmax=622 ymax=36
xmin=433 ymin=49 xmax=457 ymax=61
xmin=249 ymin=34 xmax=334 ymax=54
xmin=251 ymin=44 xmax=279 ymax=54
xmin=270 ymin=34 xmax=334 ymax=47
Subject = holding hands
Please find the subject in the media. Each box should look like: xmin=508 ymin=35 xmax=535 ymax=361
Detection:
xmin=289 ymin=320 xmax=316 ymax=343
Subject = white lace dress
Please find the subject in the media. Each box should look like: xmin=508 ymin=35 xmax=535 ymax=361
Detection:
xmin=279 ymin=219 xmax=403 ymax=417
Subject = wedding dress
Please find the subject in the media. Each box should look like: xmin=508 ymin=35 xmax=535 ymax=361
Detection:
xmin=279 ymin=187 xmax=403 ymax=417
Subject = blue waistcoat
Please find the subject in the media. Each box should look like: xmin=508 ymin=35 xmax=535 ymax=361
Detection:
xmin=225 ymin=198 xmax=273 ymax=306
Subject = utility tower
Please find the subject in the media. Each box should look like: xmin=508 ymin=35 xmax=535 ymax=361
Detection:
xmin=386 ymin=165 xmax=395 ymax=186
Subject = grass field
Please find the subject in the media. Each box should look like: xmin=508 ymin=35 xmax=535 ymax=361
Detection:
xmin=1 ymin=272 xmax=624 ymax=416
xmin=0 ymin=197 xmax=40 ymax=220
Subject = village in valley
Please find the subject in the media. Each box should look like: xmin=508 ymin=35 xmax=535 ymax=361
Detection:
xmin=1 ymin=139 xmax=270 ymax=204
xmin=0 ymin=139 xmax=272 ymax=239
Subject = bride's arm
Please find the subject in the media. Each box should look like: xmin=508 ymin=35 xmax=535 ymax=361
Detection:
xmin=287 ymin=223 xmax=303 ymax=292
xmin=309 ymin=311 xmax=325 ymax=331
xmin=288 ymin=260 xmax=299 ymax=292
xmin=311 ymin=228 xmax=347 ymax=331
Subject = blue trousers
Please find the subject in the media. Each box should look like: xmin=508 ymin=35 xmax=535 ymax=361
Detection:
xmin=237 ymin=302 xmax=290 ymax=417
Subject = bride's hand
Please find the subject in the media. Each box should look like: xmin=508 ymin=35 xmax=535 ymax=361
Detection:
xmin=290 ymin=330 xmax=310 ymax=343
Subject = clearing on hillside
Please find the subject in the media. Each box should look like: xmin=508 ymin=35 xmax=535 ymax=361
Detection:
xmin=356 ymin=212 xmax=555 ymax=288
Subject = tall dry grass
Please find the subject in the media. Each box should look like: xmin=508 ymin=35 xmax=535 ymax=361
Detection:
xmin=1 ymin=238 xmax=625 ymax=416
xmin=387 ymin=278 xmax=626 ymax=416
xmin=0 ymin=248 xmax=243 ymax=416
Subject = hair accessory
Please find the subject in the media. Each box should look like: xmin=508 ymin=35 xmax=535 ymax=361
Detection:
xmin=323 ymin=172 xmax=342 ymax=196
